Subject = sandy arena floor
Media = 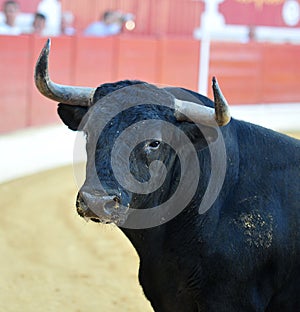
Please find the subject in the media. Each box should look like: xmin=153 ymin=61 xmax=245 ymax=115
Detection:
xmin=0 ymin=165 xmax=153 ymax=312
xmin=1 ymin=132 xmax=299 ymax=312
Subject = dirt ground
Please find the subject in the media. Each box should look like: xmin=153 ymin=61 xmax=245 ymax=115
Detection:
xmin=0 ymin=166 xmax=153 ymax=312
xmin=1 ymin=132 xmax=299 ymax=312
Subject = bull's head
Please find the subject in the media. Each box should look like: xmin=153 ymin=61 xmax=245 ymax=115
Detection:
xmin=35 ymin=39 xmax=231 ymax=229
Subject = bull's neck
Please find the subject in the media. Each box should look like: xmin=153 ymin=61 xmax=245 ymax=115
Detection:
xmin=120 ymin=226 xmax=167 ymax=258
xmin=119 ymin=204 xmax=221 ymax=261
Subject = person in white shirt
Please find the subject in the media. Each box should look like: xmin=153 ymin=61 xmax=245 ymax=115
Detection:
xmin=0 ymin=0 xmax=21 ymax=35
xmin=61 ymin=11 xmax=76 ymax=36
xmin=84 ymin=10 xmax=123 ymax=37
xmin=31 ymin=12 xmax=47 ymax=36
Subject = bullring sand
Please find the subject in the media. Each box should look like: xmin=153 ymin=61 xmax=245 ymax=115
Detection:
xmin=0 ymin=166 xmax=153 ymax=312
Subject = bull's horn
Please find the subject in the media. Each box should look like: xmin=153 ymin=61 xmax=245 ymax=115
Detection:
xmin=174 ymin=77 xmax=231 ymax=127
xmin=174 ymin=99 xmax=216 ymax=126
xmin=212 ymin=76 xmax=231 ymax=126
xmin=34 ymin=38 xmax=95 ymax=106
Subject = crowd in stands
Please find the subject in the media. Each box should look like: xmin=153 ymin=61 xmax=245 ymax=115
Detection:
xmin=0 ymin=0 xmax=134 ymax=37
xmin=0 ymin=0 xmax=75 ymax=36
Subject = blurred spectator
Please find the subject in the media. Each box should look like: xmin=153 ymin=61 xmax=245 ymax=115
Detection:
xmin=84 ymin=10 xmax=134 ymax=37
xmin=37 ymin=0 xmax=61 ymax=36
xmin=61 ymin=11 xmax=75 ymax=36
xmin=31 ymin=12 xmax=46 ymax=36
xmin=248 ymin=26 xmax=256 ymax=42
xmin=0 ymin=0 xmax=21 ymax=35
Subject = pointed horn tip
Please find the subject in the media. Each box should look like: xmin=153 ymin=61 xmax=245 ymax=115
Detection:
xmin=34 ymin=39 xmax=51 ymax=81
xmin=45 ymin=37 xmax=51 ymax=46
xmin=44 ymin=38 xmax=51 ymax=51
xmin=35 ymin=39 xmax=50 ymax=66
xmin=212 ymin=76 xmax=219 ymax=88
xmin=40 ymin=38 xmax=51 ymax=58
xmin=211 ymin=76 xmax=231 ymax=126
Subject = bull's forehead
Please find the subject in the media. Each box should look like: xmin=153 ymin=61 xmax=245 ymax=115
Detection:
xmin=82 ymin=84 xmax=175 ymax=165
xmin=81 ymin=83 xmax=175 ymax=139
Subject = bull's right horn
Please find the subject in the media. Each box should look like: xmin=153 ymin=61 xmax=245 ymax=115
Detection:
xmin=35 ymin=38 xmax=95 ymax=106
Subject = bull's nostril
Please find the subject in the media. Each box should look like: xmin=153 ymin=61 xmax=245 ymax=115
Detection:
xmin=104 ymin=196 xmax=120 ymax=215
xmin=77 ymin=207 xmax=85 ymax=218
xmin=113 ymin=196 xmax=120 ymax=204
xmin=76 ymin=193 xmax=87 ymax=217
xmin=76 ymin=191 xmax=122 ymax=220
xmin=90 ymin=218 xmax=101 ymax=223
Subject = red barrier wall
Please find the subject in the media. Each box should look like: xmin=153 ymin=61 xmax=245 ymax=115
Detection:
xmin=117 ymin=36 xmax=158 ymax=82
xmin=73 ymin=36 xmax=117 ymax=86
xmin=208 ymin=41 xmax=263 ymax=104
xmin=261 ymin=44 xmax=300 ymax=103
xmin=0 ymin=36 xmax=30 ymax=132
xmin=0 ymin=35 xmax=300 ymax=134
xmin=158 ymin=38 xmax=200 ymax=90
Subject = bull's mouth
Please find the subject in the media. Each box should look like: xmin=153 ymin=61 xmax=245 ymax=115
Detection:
xmin=76 ymin=191 xmax=129 ymax=226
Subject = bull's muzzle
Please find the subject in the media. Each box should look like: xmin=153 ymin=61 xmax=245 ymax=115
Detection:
xmin=76 ymin=191 xmax=121 ymax=224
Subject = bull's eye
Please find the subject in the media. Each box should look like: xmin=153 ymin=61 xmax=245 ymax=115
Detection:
xmin=148 ymin=141 xmax=160 ymax=149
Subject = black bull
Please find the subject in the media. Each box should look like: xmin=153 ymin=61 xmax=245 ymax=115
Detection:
xmin=35 ymin=40 xmax=299 ymax=311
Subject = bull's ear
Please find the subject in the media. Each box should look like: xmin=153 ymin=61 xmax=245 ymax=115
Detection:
xmin=57 ymin=103 xmax=89 ymax=131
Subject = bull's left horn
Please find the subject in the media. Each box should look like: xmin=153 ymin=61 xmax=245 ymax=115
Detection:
xmin=35 ymin=38 xmax=95 ymax=106
xmin=174 ymin=99 xmax=216 ymax=126
xmin=174 ymin=77 xmax=231 ymax=127
xmin=212 ymin=77 xmax=231 ymax=126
